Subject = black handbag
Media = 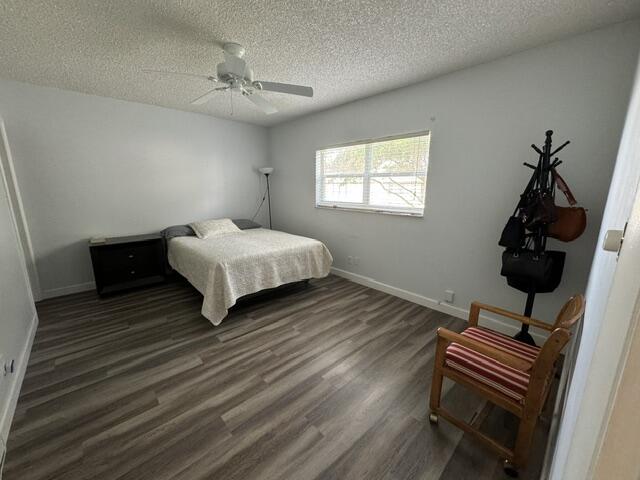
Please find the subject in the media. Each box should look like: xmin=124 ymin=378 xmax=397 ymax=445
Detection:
xmin=523 ymin=192 xmax=557 ymax=230
xmin=500 ymin=249 xmax=566 ymax=294
xmin=499 ymin=216 xmax=525 ymax=249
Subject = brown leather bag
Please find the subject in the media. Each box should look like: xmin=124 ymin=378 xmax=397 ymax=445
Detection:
xmin=547 ymin=169 xmax=587 ymax=242
xmin=548 ymin=206 xmax=587 ymax=241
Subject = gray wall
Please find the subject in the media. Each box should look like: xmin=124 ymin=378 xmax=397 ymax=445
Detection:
xmin=269 ymin=20 xmax=640 ymax=321
xmin=0 ymin=81 xmax=269 ymax=298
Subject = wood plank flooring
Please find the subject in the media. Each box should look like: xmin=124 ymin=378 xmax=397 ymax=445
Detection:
xmin=5 ymin=275 xmax=551 ymax=479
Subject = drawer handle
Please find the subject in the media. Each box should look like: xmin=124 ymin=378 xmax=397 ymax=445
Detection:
xmin=128 ymin=254 xmax=135 ymax=259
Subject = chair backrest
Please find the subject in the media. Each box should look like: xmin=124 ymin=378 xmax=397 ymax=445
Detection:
xmin=552 ymin=294 xmax=586 ymax=332
xmin=527 ymin=295 xmax=586 ymax=410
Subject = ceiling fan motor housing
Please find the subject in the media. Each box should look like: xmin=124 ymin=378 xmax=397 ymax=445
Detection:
xmin=216 ymin=62 xmax=254 ymax=87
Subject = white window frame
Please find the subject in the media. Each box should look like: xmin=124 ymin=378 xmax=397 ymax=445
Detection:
xmin=315 ymin=131 xmax=429 ymax=217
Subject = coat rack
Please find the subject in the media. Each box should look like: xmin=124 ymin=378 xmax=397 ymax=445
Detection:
xmin=502 ymin=130 xmax=570 ymax=345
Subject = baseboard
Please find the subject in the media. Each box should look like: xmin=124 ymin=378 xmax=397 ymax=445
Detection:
xmin=331 ymin=267 xmax=442 ymax=309
xmin=330 ymin=267 xmax=547 ymax=344
xmin=0 ymin=312 xmax=38 ymax=443
xmin=41 ymin=281 xmax=95 ymax=300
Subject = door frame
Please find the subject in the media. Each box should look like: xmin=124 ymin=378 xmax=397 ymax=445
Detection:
xmin=587 ymin=182 xmax=640 ymax=477
xmin=0 ymin=119 xmax=41 ymax=301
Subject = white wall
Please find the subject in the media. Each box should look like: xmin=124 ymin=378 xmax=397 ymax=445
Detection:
xmin=269 ymin=20 xmax=640 ymax=323
xmin=550 ymin=53 xmax=640 ymax=480
xmin=0 ymin=80 xmax=269 ymax=298
xmin=0 ymin=131 xmax=37 ymax=446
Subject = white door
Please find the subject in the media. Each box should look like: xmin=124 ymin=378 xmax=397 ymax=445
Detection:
xmin=591 ymin=195 xmax=640 ymax=478
xmin=548 ymin=56 xmax=640 ymax=479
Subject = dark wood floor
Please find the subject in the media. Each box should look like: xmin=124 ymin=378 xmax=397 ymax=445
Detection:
xmin=5 ymin=275 xmax=551 ymax=480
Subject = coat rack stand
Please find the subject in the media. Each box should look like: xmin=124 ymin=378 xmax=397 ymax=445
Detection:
xmin=510 ymin=130 xmax=570 ymax=345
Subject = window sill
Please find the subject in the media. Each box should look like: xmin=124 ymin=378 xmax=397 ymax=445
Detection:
xmin=315 ymin=204 xmax=424 ymax=218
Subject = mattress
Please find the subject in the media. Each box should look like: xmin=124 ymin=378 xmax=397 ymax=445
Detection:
xmin=167 ymin=228 xmax=333 ymax=325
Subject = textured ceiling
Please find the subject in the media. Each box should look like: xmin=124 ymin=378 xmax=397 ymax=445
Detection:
xmin=1 ymin=1 xmax=639 ymax=126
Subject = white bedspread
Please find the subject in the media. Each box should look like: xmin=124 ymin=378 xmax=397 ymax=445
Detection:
xmin=167 ymin=228 xmax=333 ymax=325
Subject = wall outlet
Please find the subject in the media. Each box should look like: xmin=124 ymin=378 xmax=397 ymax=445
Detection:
xmin=444 ymin=289 xmax=455 ymax=303
xmin=347 ymin=255 xmax=354 ymax=265
xmin=353 ymin=256 xmax=360 ymax=266
xmin=0 ymin=356 xmax=13 ymax=379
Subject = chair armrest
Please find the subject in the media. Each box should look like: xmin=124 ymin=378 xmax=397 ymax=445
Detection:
xmin=521 ymin=316 xmax=555 ymax=332
xmin=437 ymin=327 xmax=534 ymax=372
xmin=469 ymin=302 xmax=554 ymax=332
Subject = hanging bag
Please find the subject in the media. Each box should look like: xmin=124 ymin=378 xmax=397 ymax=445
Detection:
xmin=547 ymin=169 xmax=587 ymax=242
xmin=523 ymin=191 xmax=557 ymax=229
xmin=499 ymin=214 xmax=525 ymax=249
xmin=498 ymin=166 xmax=540 ymax=249
xmin=501 ymin=249 xmax=566 ymax=293
xmin=521 ymin=158 xmax=558 ymax=230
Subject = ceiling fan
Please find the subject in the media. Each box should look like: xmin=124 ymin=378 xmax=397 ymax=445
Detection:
xmin=143 ymin=42 xmax=313 ymax=115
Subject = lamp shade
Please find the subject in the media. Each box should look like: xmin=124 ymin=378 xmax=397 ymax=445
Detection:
xmin=259 ymin=167 xmax=274 ymax=175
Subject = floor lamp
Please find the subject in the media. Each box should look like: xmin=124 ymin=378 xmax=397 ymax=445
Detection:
xmin=259 ymin=167 xmax=274 ymax=229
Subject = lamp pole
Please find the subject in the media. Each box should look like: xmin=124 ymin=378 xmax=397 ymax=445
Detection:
xmin=258 ymin=167 xmax=274 ymax=229
xmin=265 ymin=173 xmax=272 ymax=229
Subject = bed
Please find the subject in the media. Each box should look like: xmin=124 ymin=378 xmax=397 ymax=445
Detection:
xmin=167 ymin=227 xmax=333 ymax=325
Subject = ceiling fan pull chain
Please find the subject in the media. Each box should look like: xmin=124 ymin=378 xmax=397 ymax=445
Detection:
xmin=230 ymin=88 xmax=234 ymax=116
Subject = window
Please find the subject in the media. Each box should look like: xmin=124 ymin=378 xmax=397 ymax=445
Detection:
xmin=315 ymin=131 xmax=430 ymax=216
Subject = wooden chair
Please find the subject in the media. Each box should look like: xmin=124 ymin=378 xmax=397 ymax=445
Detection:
xmin=428 ymin=295 xmax=585 ymax=476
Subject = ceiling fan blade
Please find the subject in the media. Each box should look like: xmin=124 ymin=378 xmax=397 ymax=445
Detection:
xmin=223 ymin=51 xmax=247 ymax=77
xmin=142 ymin=69 xmax=217 ymax=82
xmin=244 ymin=93 xmax=278 ymax=115
xmin=191 ymin=89 xmax=220 ymax=105
xmin=255 ymin=81 xmax=313 ymax=97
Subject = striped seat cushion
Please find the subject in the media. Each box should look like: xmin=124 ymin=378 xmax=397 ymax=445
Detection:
xmin=445 ymin=327 xmax=540 ymax=402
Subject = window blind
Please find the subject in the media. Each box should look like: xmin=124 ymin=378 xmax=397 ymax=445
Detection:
xmin=315 ymin=131 xmax=430 ymax=216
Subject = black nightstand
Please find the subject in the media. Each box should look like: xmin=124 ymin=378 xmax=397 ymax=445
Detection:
xmin=89 ymin=233 xmax=166 ymax=296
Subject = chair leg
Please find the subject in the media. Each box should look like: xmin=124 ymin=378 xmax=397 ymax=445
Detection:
xmin=429 ymin=369 xmax=443 ymax=424
xmin=429 ymin=336 xmax=447 ymax=422
xmin=513 ymin=415 xmax=537 ymax=468
xmin=430 ymin=366 xmax=443 ymax=413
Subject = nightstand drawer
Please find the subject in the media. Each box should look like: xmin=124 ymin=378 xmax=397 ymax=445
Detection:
xmin=96 ymin=243 xmax=160 ymax=273
xmin=100 ymin=260 xmax=160 ymax=279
